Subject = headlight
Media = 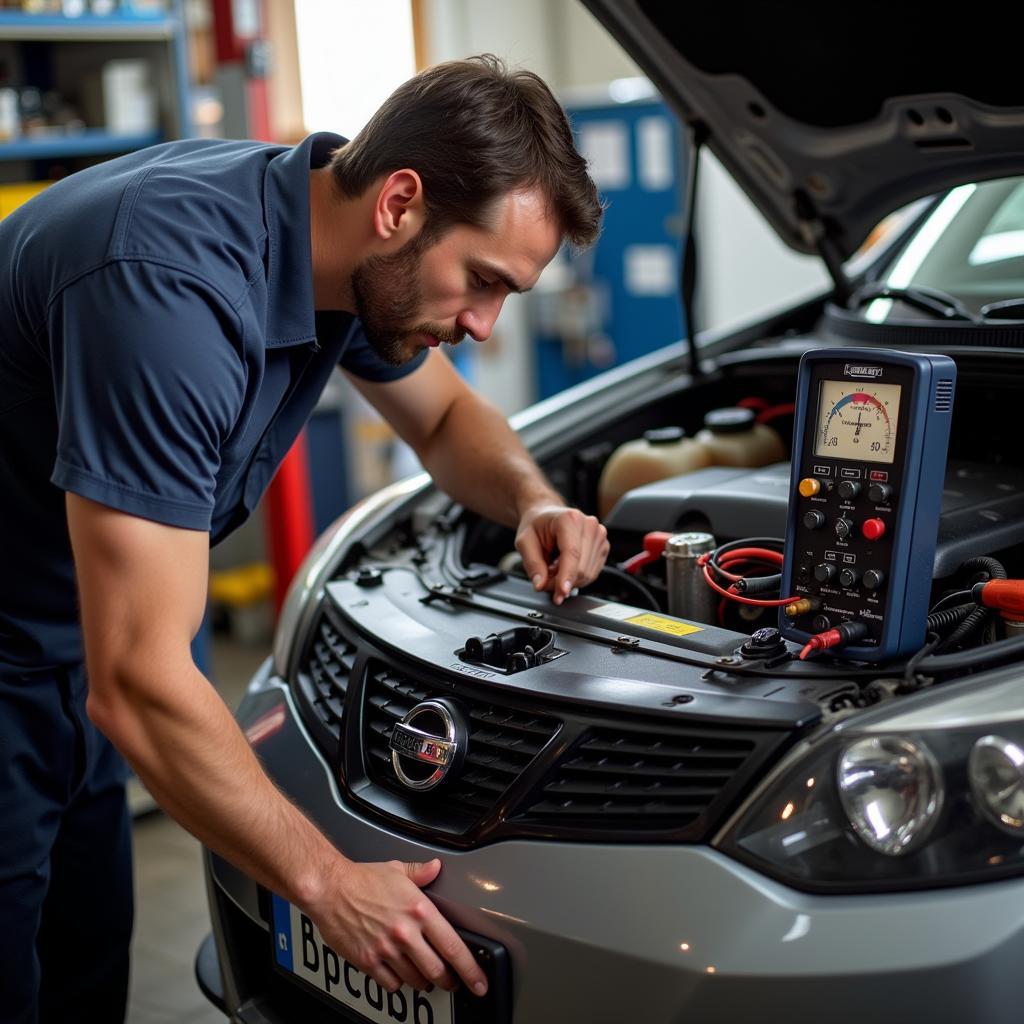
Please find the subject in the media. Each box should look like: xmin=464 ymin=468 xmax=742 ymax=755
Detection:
xmin=271 ymin=474 xmax=429 ymax=679
xmin=837 ymin=736 xmax=943 ymax=856
xmin=715 ymin=670 xmax=1024 ymax=892
xmin=968 ymin=735 xmax=1024 ymax=836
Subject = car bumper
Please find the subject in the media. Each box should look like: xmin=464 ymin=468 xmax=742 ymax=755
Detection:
xmin=202 ymin=659 xmax=1024 ymax=1023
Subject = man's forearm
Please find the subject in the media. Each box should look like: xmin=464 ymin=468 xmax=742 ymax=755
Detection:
xmin=417 ymin=390 xmax=560 ymax=526
xmin=89 ymin=661 xmax=340 ymax=909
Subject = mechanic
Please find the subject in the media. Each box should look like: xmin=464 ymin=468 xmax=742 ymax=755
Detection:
xmin=0 ymin=55 xmax=606 ymax=1022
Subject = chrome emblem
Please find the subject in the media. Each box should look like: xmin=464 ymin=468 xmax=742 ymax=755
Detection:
xmin=390 ymin=699 xmax=465 ymax=791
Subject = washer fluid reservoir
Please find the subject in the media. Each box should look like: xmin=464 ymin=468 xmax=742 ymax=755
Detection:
xmin=598 ymin=427 xmax=712 ymax=518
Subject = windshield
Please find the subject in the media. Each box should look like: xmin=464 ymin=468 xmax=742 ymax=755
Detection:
xmin=862 ymin=177 xmax=1024 ymax=322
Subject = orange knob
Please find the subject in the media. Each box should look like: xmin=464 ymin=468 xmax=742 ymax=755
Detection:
xmin=799 ymin=477 xmax=821 ymax=498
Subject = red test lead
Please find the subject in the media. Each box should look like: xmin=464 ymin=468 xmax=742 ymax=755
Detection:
xmin=799 ymin=621 xmax=869 ymax=660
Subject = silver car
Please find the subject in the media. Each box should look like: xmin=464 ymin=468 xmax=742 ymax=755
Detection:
xmin=197 ymin=4 xmax=1024 ymax=1021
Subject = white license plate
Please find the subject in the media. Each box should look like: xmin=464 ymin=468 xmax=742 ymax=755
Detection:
xmin=271 ymin=895 xmax=455 ymax=1024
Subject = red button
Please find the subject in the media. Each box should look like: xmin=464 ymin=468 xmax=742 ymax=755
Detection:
xmin=862 ymin=518 xmax=886 ymax=541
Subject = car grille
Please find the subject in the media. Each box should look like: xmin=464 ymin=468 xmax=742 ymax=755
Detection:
xmin=518 ymin=726 xmax=757 ymax=829
xmin=292 ymin=610 xmax=791 ymax=844
xmin=363 ymin=662 xmax=561 ymax=823
xmin=294 ymin=615 xmax=357 ymax=748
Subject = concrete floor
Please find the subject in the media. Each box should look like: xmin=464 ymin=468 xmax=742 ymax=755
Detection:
xmin=127 ymin=636 xmax=267 ymax=1024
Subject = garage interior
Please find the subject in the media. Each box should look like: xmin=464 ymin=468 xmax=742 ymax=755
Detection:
xmin=6 ymin=1 xmax=993 ymax=1022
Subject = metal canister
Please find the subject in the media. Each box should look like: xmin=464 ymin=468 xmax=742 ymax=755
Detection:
xmin=665 ymin=531 xmax=717 ymax=624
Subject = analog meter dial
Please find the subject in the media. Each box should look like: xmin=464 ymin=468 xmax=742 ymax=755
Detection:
xmin=815 ymin=381 xmax=902 ymax=464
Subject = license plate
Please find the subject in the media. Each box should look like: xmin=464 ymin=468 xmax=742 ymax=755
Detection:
xmin=271 ymin=894 xmax=455 ymax=1024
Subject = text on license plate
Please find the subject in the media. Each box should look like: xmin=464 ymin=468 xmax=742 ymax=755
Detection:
xmin=272 ymin=895 xmax=454 ymax=1024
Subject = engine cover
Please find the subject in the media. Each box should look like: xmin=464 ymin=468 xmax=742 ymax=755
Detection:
xmin=604 ymin=460 xmax=1024 ymax=578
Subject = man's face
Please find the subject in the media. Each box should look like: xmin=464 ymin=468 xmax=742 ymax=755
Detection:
xmin=351 ymin=187 xmax=561 ymax=367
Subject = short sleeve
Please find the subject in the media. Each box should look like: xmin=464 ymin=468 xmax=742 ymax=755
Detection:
xmin=49 ymin=261 xmax=245 ymax=531
xmin=339 ymin=321 xmax=428 ymax=382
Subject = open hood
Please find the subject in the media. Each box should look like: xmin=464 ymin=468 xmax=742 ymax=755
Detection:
xmin=581 ymin=1 xmax=1024 ymax=261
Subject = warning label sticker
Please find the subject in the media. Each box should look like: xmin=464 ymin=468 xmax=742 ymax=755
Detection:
xmin=623 ymin=614 xmax=703 ymax=637
xmin=589 ymin=602 xmax=703 ymax=637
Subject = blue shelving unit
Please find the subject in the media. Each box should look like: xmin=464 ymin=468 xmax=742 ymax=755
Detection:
xmin=0 ymin=11 xmax=174 ymax=37
xmin=0 ymin=127 xmax=162 ymax=161
xmin=0 ymin=1 xmax=191 ymax=170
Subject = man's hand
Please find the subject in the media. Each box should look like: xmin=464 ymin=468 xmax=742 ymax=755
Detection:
xmin=65 ymin=496 xmax=487 ymax=999
xmin=516 ymin=503 xmax=609 ymax=605
xmin=309 ymin=858 xmax=486 ymax=995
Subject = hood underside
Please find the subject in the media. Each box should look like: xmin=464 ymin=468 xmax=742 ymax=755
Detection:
xmin=581 ymin=0 xmax=1024 ymax=260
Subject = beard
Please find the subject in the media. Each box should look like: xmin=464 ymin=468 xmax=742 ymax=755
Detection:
xmin=350 ymin=234 xmax=464 ymax=367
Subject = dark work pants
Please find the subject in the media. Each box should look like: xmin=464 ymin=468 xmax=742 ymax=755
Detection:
xmin=0 ymin=664 xmax=133 ymax=1024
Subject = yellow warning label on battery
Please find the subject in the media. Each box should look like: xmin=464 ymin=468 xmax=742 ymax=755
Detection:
xmin=624 ymin=613 xmax=703 ymax=636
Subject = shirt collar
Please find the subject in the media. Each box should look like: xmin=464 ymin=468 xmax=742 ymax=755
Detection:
xmin=263 ymin=131 xmax=347 ymax=347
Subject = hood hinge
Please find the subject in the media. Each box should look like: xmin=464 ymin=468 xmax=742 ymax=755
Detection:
xmin=794 ymin=190 xmax=851 ymax=305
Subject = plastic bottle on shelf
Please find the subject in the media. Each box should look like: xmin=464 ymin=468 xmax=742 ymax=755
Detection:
xmin=597 ymin=426 xmax=712 ymax=518
xmin=692 ymin=407 xmax=786 ymax=468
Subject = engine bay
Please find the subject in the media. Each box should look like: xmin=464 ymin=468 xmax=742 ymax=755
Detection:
xmin=347 ymin=344 xmax=1024 ymax=720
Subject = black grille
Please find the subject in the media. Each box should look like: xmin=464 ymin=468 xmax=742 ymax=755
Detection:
xmin=296 ymin=616 xmax=358 ymax=743
xmin=520 ymin=726 xmax=758 ymax=829
xmin=935 ymin=378 xmax=954 ymax=412
xmin=363 ymin=663 xmax=561 ymax=822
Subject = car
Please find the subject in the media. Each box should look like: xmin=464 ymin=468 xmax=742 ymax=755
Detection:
xmin=196 ymin=4 xmax=1024 ymax=1022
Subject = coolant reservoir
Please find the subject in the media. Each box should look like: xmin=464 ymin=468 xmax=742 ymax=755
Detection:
xmin=692 ymin=407 xmax=786 ymax=468
xmin=598 ymin=427 xmax=712 ymax=518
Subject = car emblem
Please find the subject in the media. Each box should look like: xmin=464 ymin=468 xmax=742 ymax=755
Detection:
xmin=390 ymin=699 xmax=467 ymax=791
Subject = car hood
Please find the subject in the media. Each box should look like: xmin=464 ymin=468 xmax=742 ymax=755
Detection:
xmin=581 ymin=0 xmax=1024 ymax=260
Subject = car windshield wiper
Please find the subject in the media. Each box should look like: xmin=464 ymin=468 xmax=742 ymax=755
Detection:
xmin=980 ymin=298 xmax=1024 ymax=321
xmin=849 ymin=283 xmax=982 ymax=323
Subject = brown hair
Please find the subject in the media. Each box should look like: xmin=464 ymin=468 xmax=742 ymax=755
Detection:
xmin=330 ymin=54 xmax=602 ymax=250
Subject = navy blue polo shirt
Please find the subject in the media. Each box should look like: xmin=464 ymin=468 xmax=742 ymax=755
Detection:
xmin=0 ymin=132 xmax=425 ymax=668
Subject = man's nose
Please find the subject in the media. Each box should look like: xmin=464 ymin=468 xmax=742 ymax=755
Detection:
xmin=457 ymin=297 xmax=504 ymax=342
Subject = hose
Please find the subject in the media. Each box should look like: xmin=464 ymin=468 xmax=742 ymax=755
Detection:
xmin=925 ymin=603 xmax=976 ymax=636
xmin=937 ymin=557 xmax=1007 ymax=651
xmin=583 ymin=565 xmax=661 ymax=611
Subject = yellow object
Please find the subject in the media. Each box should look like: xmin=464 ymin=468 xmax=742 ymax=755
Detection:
xmin=798 ymin=477 xmax=821 ymax=497
xmin=623 ymin=613 xmax=703 ymax=637
xmin=209 ymin=563 xmax=275 ymax=607
xmin=785 ymin=598 xmax=816 ymax=618
xmin=0 ymin=181 xmax=50 ymax=219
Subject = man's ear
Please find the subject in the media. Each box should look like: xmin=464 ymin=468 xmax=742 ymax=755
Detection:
xmin=373 ymin=169 xmax=425 ymax=245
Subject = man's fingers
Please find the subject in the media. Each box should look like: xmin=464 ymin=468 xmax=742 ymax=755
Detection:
xmin=385 ymin=952 xmax=433 ymax=993
xmin=404 ymin=858 xmax=442 ymax=887
xmin=363 ymin=958 xmax=403 ymax=994
xmin=515 ymin=528 xmax=550 ymax=591
xmin=552 ymin=518 xmax=584 ymax=604
xmin=424 ymin=915 xmax=488 ymax=996
xmin=405 ymin=938 xmax=457 ymax=992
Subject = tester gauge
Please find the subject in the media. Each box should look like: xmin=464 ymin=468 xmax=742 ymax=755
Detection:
xmin=779 ymin=348 xmax=957 ymax=661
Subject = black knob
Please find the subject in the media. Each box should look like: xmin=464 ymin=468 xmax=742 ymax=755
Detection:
xmin=839 ymin=567 xmax=860 ymax=588
xmin=834 ymin=517 xmax=854 ymax=539
xmin=812 ymin=614 xmax=832 ymax=632
xmin=803 ymin=510 xmax=826 ymax=530
xmin=868 ymin=483 xmax=893 ymax=504
xmin=740 ymin=627 xmax=788 ymax=660
xmin=797 ymin=565 xmax=812 ymax=584
xmin=814 ymin=563 xmax=836 ymax=583
xmin=863 ymin=569 xmax=886 ymax=591
xmin=837 ymin=480 xmax=861 ymax=500
xmin=355 ymin=567 xmax=384 ymax=587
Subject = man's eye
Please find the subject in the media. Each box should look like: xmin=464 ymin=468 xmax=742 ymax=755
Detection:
xmin=473 ymin=273 xmax=491 ymax=290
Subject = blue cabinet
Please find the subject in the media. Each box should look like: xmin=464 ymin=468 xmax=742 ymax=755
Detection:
xmin=0 ymin=2 xmax=190 ymax=188
xmin=534 ymin=92 xmax=687 ymax=399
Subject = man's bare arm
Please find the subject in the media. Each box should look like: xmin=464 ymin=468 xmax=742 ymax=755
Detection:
xmin=66 ymin=493 xmax=487 ymax=997
xmin=348 ymin=351 xmax=608 ymax=602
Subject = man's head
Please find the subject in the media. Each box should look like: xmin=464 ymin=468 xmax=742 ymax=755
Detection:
xmin=330 ymin=55 xmax=603 ymax=365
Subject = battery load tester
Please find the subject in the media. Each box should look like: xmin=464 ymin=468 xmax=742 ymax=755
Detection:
xmin=779 ymin=348 xmax=957 ymax=661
